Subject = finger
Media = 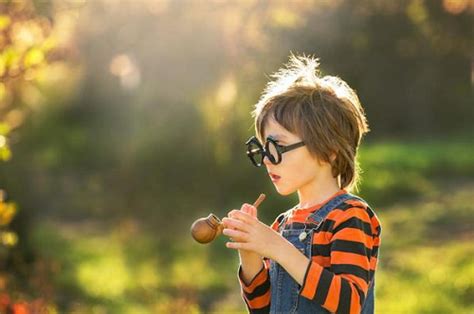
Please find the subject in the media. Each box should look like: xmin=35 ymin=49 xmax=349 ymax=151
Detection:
xmin=250 ymin=205 xmax=257 ymax=218
xmin=231 ymin=210 xmax=256 ymax=224
xmin=226 ymin=241 xmax=251 ymax=251
xmin=227 ymin=210 xmax=241 ymax=230
xmin=243 ymin=205 xmax=256 ymax=218
xmin=221 ymin=217 xmax=251 ymax=232
xmin=240 ymin=203 xmax=252 ymax=214
xmin=241 ymin=203 xmax=258 ymax=218
xmin=224 ymin=211 xmax=243 ymax=232
xmin=222 ymin=228 xmax=249 ymax=242
xmin=227 ymin=209 xmax=240 ymax=219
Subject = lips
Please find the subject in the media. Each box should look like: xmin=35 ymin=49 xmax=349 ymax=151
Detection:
xmin=269 ymin=173 xmax=281 ymax=181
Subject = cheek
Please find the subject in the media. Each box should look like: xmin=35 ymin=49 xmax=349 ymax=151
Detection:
xmin=285 ymin=151 xmax=315 ymax=172
xmin=285 ymin=153 xmax=320 ymax=180
xmin=280 ymin=156 xmax=314 ymax=183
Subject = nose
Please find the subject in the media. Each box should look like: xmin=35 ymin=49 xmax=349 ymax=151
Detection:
xmin=262 ymin=154 xmax=273 ymax=166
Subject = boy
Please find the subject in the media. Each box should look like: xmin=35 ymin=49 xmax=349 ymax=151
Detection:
xmin=222 ymin=54 xmax=382 ymax=314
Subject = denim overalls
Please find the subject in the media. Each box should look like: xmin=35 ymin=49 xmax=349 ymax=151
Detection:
xmin=269 ymin=193 xmax=375 ymax=314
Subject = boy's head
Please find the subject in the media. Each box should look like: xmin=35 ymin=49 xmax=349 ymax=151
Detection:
xmin=252 ymin=54 xmax=369 ymax=192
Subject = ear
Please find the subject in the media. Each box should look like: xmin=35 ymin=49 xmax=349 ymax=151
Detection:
xmin=330 ymin=152 xmax=337 ymax=162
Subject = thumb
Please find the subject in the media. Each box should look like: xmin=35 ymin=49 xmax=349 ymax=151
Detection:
xmin=241 ymin=203 xmax=257 ymax=218
xmin=248 ymin=205 xmax=258 ymax=219
xmin=251 ymin=205 xmax=258 ymax=219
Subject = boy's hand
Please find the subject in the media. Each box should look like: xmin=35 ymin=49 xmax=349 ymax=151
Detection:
xmin=240 ymin=203 xmax=257 ymax=218
xmin=222 ymin=203 xmax=261 ymax=260
xmin=222 ymin=208 xmax=285 ymax=261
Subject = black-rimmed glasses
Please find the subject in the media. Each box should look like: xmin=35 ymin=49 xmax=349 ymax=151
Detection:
xmin=245 ymin=136 xmax=305 ymax=167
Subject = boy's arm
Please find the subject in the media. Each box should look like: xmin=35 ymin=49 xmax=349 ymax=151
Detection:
xmin=238 ymin=255 xmax=271 ymax=313
xmin=277 ymin=204 xmax=380 ymax=314
xmin=240 ymin=251 xmax=265 ymax=284
xmin=235 ymin=214 xmax=283 ymax=314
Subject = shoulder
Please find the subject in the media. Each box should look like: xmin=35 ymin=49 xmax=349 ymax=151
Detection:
xmin=327 ymin=196 xmax=381 ymax=235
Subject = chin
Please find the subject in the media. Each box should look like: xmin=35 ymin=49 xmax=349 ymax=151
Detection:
xmin=275 ymin=186 xmax=296 ymax=196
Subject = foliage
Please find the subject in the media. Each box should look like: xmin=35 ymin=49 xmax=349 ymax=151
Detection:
xmin=0 ymin=0 xmax=472 ymax=312
xmin=0 ymin=0 xmax=77 ymax=309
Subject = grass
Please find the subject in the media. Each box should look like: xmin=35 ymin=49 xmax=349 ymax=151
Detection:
xmin=358 ymin=138 xmax=474 ymax=205
xmin=376 ymin=183 xmax=474 ymax=313
xmin=27 ymin=139 xmax=474 ymax=313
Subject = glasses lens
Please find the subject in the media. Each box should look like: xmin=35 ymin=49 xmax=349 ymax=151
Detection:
xmin=266 ymin=140 xmax=280 ymax=164
xmin=247 ymin=141 xmax=263 ymax=166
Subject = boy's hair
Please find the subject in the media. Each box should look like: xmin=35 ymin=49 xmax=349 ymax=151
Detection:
xmin=252 ymin=54 xmax=369 ymax=192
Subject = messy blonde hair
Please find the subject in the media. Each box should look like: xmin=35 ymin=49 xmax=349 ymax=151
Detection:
xmin=252 ymin=54 xmax=370 ymax=192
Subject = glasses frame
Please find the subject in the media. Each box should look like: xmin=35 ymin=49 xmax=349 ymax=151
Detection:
xmin=245 ymin=136 xmax=305 ymax=167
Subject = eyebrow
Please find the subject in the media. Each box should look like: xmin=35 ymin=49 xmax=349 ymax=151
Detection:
xmin=267 ymin=134 xmax=288 ymax=141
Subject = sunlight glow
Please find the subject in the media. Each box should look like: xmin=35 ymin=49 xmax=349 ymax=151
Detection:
xmin=109 ymin=54 xmax=141 ymax=90
xmin=0 ymin=135 xmax=6 ymax=148
xmin=215 ymin=75 xmax=237 ymax=108
xmin=442 ymin=0 xmax=470 ymax=14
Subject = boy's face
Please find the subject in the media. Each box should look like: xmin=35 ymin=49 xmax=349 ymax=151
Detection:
xmin=262 ymin=118 xmax=331 ymax=196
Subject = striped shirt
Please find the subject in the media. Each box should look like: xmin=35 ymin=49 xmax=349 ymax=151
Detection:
xmin=238 ymin=189 xmax=382 ymax=314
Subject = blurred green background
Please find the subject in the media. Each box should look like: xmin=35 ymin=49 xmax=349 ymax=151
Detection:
xmin=0 ymin=0 xmax=472 ymax=313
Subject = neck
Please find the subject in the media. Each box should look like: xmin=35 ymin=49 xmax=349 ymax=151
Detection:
xmin=297 ymin=175 xmax=341 ymax=209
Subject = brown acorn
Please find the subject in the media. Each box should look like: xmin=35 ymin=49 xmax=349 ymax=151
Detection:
xmin=190 ymin=213 xmax=224 ymax=244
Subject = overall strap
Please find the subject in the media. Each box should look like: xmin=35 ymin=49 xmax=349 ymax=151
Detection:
xmin=275 ymin=193 xmax=367 ymax=232
xmin=308 ymin=193 xmax=365 ymax=229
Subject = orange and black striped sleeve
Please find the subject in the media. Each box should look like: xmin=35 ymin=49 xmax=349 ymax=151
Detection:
xmin=238 ymin=260 xmax=271 ymax=313
xmin=299 ymin=201 xmax=381 ymax=314
xmin=237 ymin=215 xmax=284 ymax=313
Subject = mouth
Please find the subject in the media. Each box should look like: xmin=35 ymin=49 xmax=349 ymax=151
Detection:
xmin=269 ymin=173 xmax=281 ymax=182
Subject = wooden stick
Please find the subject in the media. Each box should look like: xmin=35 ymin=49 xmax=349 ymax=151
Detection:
xmin=253 ymin=193 xmax=266 ymax=208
